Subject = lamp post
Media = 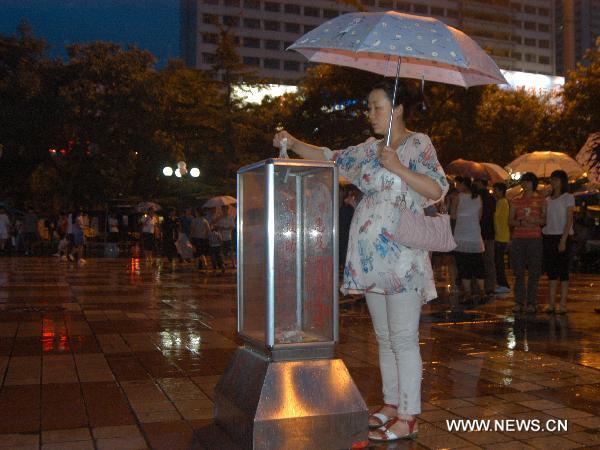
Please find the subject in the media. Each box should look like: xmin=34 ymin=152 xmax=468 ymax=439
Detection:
xmin=162 ymin=161 xmax=200 ymax=178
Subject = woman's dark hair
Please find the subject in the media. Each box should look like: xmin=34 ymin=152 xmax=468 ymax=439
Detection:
xmin=493 ymin=182 xmax=507 ymax=196
xmin=520 ymin=172 xmax=538 ymax=191
xmin=550 ymin=170 xmax=569 ymax=195
xmin=455 ymin=176 xmax=478 ymax=199
xmin=370 ymin=80 xmax=422 ymax=121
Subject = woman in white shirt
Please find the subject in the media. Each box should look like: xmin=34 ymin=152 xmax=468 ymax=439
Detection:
xmin=542 ymin=170 xmax=575 ymax=314
xmin=450 ymin=177 xmax=485 ymax=302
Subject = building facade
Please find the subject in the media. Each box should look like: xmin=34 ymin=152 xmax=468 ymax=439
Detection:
xmin=180 ymin=0 xmax=558 ymax=83
xmin=555 ymin=0 xmax=600 ymax=75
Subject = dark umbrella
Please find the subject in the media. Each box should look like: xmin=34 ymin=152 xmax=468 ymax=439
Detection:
xmin=576 ymin=133 xmax=600 ymax=185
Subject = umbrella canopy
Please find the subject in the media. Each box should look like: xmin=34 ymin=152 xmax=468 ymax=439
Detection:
xmin=203 ymin=195 xmax=237 ymax=209
xmin=288 ymin=11 xmax=507 ymax=87
xmin=135 ymin=201 xmax=161 ymax=212
xmin=446 ymin=159 xmax=490 ymax=180
xmin=575 ymin=132 xmax=600 ymax=184
xmin=481 ymin=163 xmax=509 ymax=183
xmin=506 ymin=151 xmax=584 ymax=179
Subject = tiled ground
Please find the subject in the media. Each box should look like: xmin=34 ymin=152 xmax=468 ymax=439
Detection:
xmin=0 ymin=257 xmax=598 ymax=449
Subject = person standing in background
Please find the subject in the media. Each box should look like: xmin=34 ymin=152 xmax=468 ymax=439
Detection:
xmin=542 ymin=170 xmax=575 ymax=314
xmin=190 ymin=208 xmax=210 ymax=270
xmin=0 ymin=207 xmax=10 ymax=255
xmin=473 ymin=179 xmax=496 ymax=297
xmin=492 ymin=183 xmax=511 ymax=294
xmin=339 ymin=186 xmax=360 ymax=270
xmin=217 ymin=205 xmax=235 ymax=268
xmin=23 ymin=207 xmax=39 ymax=256
xmin=509 ymin=172 xmax=546 ymax=314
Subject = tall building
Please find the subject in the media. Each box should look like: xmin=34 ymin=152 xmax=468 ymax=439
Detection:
xmin=180 ymin=0 xmax=557 ymax=83
xmin=555 ymin=0 xmax=600 ymax=75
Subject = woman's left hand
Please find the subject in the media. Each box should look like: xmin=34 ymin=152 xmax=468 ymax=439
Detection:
xmin=558 ymin=239 xmax=567 ymax=253
xmin=380 ymin=146 xmax=404 ymax=174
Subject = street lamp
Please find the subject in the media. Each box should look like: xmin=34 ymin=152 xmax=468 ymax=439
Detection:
xmin=162 ymin=161 xmax=200 ymax=178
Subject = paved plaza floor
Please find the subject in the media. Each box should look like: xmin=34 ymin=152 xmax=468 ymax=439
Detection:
xmin=0 ymin=257 xmax=598 ymax=449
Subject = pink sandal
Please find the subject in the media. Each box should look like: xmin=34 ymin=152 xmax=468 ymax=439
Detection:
xmin=368 ymin=416 xmax=419 ymax=441
xmin=368 ymin=404 xmax=397 ymax=429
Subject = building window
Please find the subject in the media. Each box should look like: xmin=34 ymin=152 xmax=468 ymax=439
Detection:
xmin=304 ymin=6 xmax=319 ymax=17
xmin=524 ymin=38 xmax=536 ymax=46
xmin=379 ymin=0 xmax=393 ymax=8
xmin=512 ymin=19 xmax=522 ymax=27
xmin=538 ymin=7 xmax=550 ymax=16
xmin=223 ymin=16 xmax=240 ymax=27
xmin=284 ymin=4 xmax=301 ymax=14
xmin=284 ymin=41 xmax=294 ymax=48
xmin=283 ymin=60 xmax=301 ymax=71
xmin=431 ymin=7 xmax=444 ymax=16
xmin=224 ymin=0 xmax=240 ymax=6
xmin=265 ymin=20 xmax=280 ymax=31
xmin=512 ymin=51 xmax=522 ymax=60
xmin=243 ymin=56 xmax=260 ymax=66
xmin=243 ymin=37 xmax=260 ymax=48
xmin=244 ymin=0 xmax=260 ymax=8
xmin=539 ymin=55 xmax=550 ymax=64
xmin=304 ymin=24 xmax=316 ymax=33
xmin=264 ymin=58 xmax=280 ymax=69
xmin=203 ymin=14 xmax=218 ymax=25
xmin=446 ymin=8 xmax=458 ymax=18
xmin=538 ymin=39 xmax=550 ymax=49
xmin=510 ymin=2 xmax=521 ymax=12
xmin=264 ymin=1 xmax=280 ymax=12
xmin=284 ymin=22 xmax=301 ymax=33
xmin=511 ymin=35 xmax=522 ymax=44
xmin=397 ymin=1 xmax=410 ymax=11
xmin=202 ymin=53 xmax=215 ymax=64
xmin=265 ymin=39 xmax=280 ymax=50
xmin=414 ymin=4 xmax=428 ymax=14
xmin=538 ymin=23 xmax=549 ymax=32
xmin=323 ymin=9 xmax=339 ymax=19
xmin=361 ymin=0 xmax=375 ymax=5
xmin=524 ymin=21 xmax=536 ymax=30
xmin=202 ymin=33 xmax=218 ymax=44
xmin=525 ymin=53 xmax=536 ymax=62
xmin=524 ymin=5 xmax=536 ymax=14
xmin=243 ymin=18 xmax=260 ymax=29
xmin=203 ymin=0 xmax=218 ymax=4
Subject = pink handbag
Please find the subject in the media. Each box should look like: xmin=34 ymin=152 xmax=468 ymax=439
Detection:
xmin=393 ymin=209 xmax=457 ymax=252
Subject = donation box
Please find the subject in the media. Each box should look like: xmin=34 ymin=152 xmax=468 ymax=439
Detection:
xmin=214 ymin=158 xmax=368 ymax=450
xmin=237 ymin=158 xmax=339 ymax=359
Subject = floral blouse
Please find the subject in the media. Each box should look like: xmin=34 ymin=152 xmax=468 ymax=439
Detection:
xmin=324 ymin=133 xmax=449 ymax=302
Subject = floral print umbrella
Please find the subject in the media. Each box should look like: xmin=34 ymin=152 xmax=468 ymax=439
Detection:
xmin=288 ymin=11 xmax=507 ymax=87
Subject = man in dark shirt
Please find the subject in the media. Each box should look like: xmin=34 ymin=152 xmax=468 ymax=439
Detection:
xmin=339 ymin=186 xmax=361 ymax=270
xmin=474 ymin=179 xmax=496 ymax=296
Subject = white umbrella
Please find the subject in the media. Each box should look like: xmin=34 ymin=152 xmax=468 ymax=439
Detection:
xmin=506 ymin=151 xmax=584 ymax=179
xmin=481 ymin=163 xmax=509 ymax=182
xmin=135 ymin=201 xmax=161 ymax=212
xmin=203 ymin=195 xmax=237 ymax=209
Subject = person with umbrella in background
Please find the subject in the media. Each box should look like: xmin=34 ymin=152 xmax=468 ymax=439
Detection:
xmin=274 ymin=80 xmax=448 ymax=442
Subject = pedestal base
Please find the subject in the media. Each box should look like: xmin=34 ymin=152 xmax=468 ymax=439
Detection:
xmin=214 ymin=347 xmax=368 ymax=450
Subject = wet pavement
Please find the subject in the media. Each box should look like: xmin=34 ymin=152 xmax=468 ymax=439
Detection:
xmin=0 ymin=256 xmax=598 ymax=449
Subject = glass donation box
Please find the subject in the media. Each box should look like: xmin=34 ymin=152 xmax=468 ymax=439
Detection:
xmin=236 ymin=158 xmax=339 ymax=359
xmin=214 ymin=158 xmax=368 ymax=450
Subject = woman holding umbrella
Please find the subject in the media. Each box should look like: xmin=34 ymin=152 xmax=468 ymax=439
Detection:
xmin=274 ymin=80 xmax=448 ymax=442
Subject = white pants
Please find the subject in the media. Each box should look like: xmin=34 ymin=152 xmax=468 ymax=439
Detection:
xmin=366 ymin=291 xmax=422 ymax=415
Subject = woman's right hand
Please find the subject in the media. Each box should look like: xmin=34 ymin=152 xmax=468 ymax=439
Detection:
xmin=273 ymin=130 xmax=295 ymax=151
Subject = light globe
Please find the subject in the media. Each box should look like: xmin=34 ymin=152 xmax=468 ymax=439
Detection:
xmin=190 ymin=168 xmax=200 ymax=178
xmin=163 ymin=166 xmax=173 ymax=176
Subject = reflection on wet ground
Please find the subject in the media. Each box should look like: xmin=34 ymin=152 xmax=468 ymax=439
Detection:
xmin=0 ymin=257 xmax=598 ymax=449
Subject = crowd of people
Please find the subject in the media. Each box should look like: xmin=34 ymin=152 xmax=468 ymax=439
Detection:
xmin=0 ymin=204 xmax=237 ymax=273
xmin=444 ymin=170 xmax=575 ymax=314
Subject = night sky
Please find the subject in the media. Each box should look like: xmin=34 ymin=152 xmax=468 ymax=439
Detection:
xmin=0 ymin=0 xmax=179 ymax=65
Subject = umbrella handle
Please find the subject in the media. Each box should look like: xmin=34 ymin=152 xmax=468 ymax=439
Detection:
xmin=385 ymin=57 xmax=402 ymax=147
